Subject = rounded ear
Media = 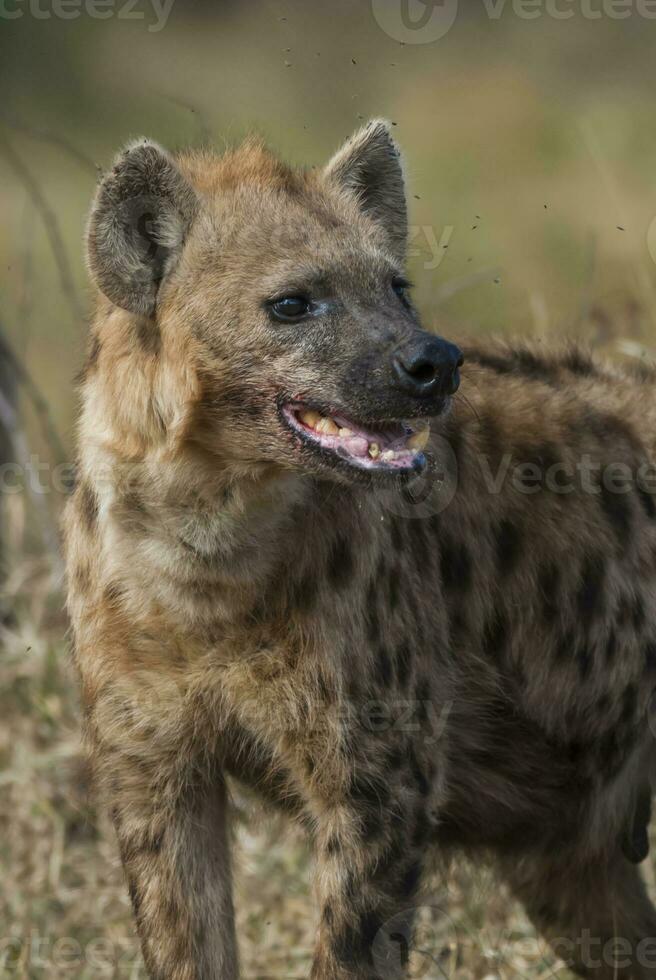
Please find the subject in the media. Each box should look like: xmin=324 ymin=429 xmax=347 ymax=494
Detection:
xmin=324 ymin=119 xmax=408 ymax=263
xmin=86 ymin=139 xmax=198 ymax=316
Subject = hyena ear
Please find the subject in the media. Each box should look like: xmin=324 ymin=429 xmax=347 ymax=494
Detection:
xmin=86 ymin=139 xmax=198 ymax=316
xmin=324 ymin=119 xmax=408 ymax=262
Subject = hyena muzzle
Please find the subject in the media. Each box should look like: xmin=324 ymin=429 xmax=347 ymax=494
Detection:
xmin=64 ymin=120 xmax=656 ymax=979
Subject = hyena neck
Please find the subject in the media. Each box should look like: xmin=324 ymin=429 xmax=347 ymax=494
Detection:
xmin=102 ymin=452 xmax=375 ymax=634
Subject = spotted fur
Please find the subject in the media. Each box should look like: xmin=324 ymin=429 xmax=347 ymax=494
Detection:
xmin=64 ymin=122 xmax=656 ymax=979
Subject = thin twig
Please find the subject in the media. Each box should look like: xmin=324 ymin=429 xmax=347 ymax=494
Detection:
xmin=0 ymin=115 xmax=99 ymax=176
xmin=0 ymin=325 xmax=67 ymax=468
xmin=17 ymin=196 xmax=36 ymax=348
xmin=0 ymin=133 xmax=83 ymax=323
xmin=433 ymin=266 xmax=503 ymax=305
xmin=163 ymin=96 xmax=213 ymax=144
xmin=0 ymin=383 xmax=61 ymax=572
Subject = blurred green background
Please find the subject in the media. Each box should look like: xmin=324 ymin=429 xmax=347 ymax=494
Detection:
xmin=3 ymin=0 xmax=656 ymax=454
xmin=3 ymin=2 xmax=656 ymax=976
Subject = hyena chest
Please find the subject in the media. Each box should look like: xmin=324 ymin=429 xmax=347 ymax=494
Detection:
xmin=223 ymin=593 xmax=453 ymax=827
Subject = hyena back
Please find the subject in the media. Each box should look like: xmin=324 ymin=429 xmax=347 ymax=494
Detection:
xmin=64 ymin=120 xmax=656 ymax=979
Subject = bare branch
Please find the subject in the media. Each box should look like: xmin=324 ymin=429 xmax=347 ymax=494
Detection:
xmin=163 ymin=95 xmax=213 ymax=144
xmin=16 ymin=196 xmax=36 ymax=345
xmin=0 ymin=115 xmax=99 ymax=176
xmin=0 ymin=325 xmax=67 ymax=469
xmin=0 ymin=381 xmax=62 ymax=571
xmin=0 ymin=133 xmax=83 ymax=323
xmin=432 ymin=266 xmax=503 ymax=305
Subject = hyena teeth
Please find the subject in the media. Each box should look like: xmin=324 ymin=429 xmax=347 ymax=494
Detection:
xmin=380 ymin=449 xmax=396 ymax=462
xmin=368 ymin=442 xmax=380 ymax=459
xmin=300 ymin=410 xmax=321 ymax=428
xmin=315 ymin=417 xmax=339 ymax=436
xmin=339 ymin=427 xmax=353 ymax=437
xmin=407 ymin=428 xmax=429 ymax=451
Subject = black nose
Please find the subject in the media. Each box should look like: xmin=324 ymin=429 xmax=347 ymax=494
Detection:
xmin=392 ymin=336 xmax=463 ymax=398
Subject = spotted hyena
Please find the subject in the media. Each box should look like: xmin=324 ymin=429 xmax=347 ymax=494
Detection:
xmin=64 ymin=120 xmax=656 ymax=979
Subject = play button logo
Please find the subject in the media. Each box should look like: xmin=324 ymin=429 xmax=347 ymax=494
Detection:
xmin=371 ymin=0 xmax=459 ymax=43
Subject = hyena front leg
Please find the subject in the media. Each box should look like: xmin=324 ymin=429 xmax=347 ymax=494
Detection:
xmin=89 ymin=685 xmax=238 ymax=980
xmin=308 ymin=785 xmax=430 ymax=980
xmin=503 ymin=850 xmax=656 ymax=978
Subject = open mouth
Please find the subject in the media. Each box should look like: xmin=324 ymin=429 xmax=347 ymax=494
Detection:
xmin=281 ymin=402 xmax=433 ymax=473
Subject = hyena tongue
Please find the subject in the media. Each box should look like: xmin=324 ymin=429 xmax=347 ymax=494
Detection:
xmin=340 ymin=436 xmax=370 ymax=458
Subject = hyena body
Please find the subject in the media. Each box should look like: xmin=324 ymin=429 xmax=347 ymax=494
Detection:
xmin=64 ymin=121 xmax=656 ymax=979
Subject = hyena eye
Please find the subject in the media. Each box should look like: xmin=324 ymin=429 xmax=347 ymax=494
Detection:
xmin=269 ymin=295 xmax=312 ymax=322
xmin=392 ymin=277 xmax=412 ymax=306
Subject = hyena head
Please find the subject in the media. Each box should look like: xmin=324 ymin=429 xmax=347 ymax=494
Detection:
xmin=86 ymin=120 xmax=462 ymax=486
